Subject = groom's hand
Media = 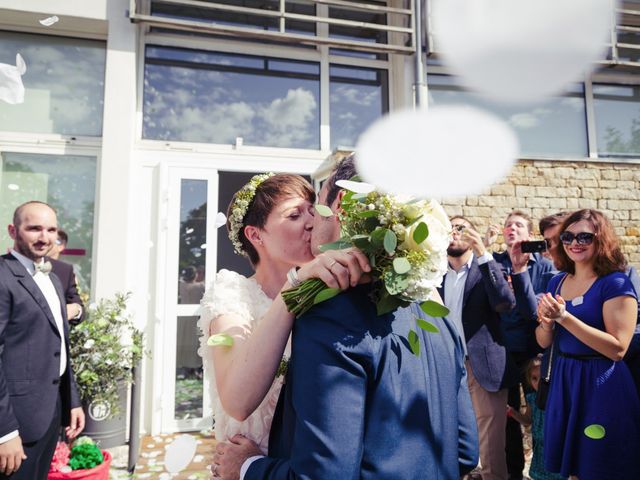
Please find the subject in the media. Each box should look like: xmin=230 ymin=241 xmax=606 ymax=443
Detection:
xmin=0 ymin=436 xmax=26 ymax=475
xmin=213 ymin=435 xmax=262 ymax=480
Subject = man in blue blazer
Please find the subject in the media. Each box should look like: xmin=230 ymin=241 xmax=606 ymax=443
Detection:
xmin=440 ymin=216 xmax=519 ymax=480
xmin=0 ymin=201 xmax=84 ymax=479
xmin=213 ymin=157 xmax=479 ymax=479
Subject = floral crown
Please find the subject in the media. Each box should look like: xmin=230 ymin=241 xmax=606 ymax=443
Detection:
xmin=228 ymin=172 xmax=275 ymax=256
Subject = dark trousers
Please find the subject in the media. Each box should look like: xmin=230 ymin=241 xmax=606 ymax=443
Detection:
xmin=505 ymin=352 xmax=531 ymax=479
xmin=0 ymin=395 xmax=61 ymax=480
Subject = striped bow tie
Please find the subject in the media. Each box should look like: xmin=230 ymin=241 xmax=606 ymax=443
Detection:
xmin=34 ymin=261 xmax=52 ymax=275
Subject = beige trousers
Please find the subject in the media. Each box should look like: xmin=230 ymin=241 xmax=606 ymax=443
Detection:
xmin=466 ymin=360 xmax=509 ymax=480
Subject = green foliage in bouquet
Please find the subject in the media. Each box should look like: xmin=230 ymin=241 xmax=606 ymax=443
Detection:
xmin=69 ymin=439 xmax=104 ymax=470
xmin=69 ymin=292 xmax=147 ymax=417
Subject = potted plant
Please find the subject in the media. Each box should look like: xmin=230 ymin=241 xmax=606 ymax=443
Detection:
xmin=69 ymin=292 xmax=147 ymax=448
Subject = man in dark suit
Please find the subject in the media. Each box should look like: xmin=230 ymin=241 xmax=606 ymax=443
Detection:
xmin=47 ymin=229 xmax=84 ymax=325
xmin=213 ymin=157 xmax=479 ymax=479
xmin=0 ymin=201 xmax=84 ymax=479
xmin=440 ymin=216 xmax=518 ymax=480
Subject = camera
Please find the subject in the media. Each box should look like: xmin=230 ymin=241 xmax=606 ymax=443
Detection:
xmin=521 ymin=240 xmax=548 ymax=253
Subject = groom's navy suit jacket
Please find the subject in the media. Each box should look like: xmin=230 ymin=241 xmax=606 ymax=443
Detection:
xmin=246 ymin=285 xmax=479 ymax=480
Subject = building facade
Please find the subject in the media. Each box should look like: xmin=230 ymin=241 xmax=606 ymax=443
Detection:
xmin=0 ymin=0 xmax=639 ymax=435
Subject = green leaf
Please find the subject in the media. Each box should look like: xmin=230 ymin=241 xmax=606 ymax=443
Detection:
xmin=417 ymin=318 xmax=440 ymax=333
xmin=207 ymin=333 xmax=234 ymax=347
xmin=393 ymin=257 xmax=411 ymax=274
xmin=351 ymin=193 xmax=368 ymax=201
xmin=420 ymin=300 xmax=450 ymax=317
xmin=314 ymin=204 xmax=334 ymax=217
xmin=584 ymin=424 xmax=606 ymax=440
xmin=318 ymin=239 xmax=352 ymax=252
xmin=412 ymin=222 xmax=429 ymax=244
xmin=357 ymin=209 xmax=379 ymax=218
xmin=376 ymin=293 xmax=401 ymax=315
xmin=384 ymin=230 xmax=397 ymax=255
xmin=314 ymin=287 xmax=341 ymax=304
xmin=383 ymin=270 xmax=409 ymax=295
xmin=351 ymin=234 xmax=371 ymax=250
xmin=370 ymin=228 xmax=389 ymax=248
xmin=408 ymin=330 xmax=420 ymax=357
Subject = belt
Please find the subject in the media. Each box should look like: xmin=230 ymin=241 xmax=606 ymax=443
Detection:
xmin=559 ymin=351 xmax=608 ymax=360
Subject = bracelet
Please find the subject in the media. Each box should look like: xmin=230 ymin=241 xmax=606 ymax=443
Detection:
xmin=287 ymin=267 xmax=302 ymax=288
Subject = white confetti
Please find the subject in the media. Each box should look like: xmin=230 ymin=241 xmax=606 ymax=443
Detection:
xmin=0 ymin=54 xmax=26 ymax=105
xmin=39 ymin=15 xmax=59 ymax=27
xmin=164 ymin=434 xmax=197 ymax=473
xmin=335 ymin=179 xmax=375 ymax=194
xmin=215 ymin=212 xmax=227 ymax=228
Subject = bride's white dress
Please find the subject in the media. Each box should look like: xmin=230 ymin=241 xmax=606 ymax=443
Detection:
xmin=197 ymin=269 xmax=289 ymax=454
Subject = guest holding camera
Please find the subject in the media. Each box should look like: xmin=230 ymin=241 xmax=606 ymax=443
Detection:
xmin=536 ymin=209 xmax=640 ymax=480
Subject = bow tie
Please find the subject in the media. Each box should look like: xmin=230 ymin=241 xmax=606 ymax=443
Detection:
xmin=34 ymin=261 xmax=52 ymax=275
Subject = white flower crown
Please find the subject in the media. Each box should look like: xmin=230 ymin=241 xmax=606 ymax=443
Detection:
xmin=228 ymin=172 xmax=275 ymax=257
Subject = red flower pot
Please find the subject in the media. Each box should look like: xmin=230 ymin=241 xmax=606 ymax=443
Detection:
xmin=48 ymin=451 xmax=111 ymax=480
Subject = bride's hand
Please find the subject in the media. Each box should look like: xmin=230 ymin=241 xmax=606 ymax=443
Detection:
xmin=296 ymin=248 xmax=371 ymax=290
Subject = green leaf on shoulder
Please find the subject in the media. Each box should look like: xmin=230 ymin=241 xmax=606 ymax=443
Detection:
xmin=420 ymin=300 xmax=450 ymax=317
xmin=207 ymin=333 xmax=234 ymax=347
xmin=315 ymin=204 xmax=334 ymax=217
xmin=318 ymin=239 xmax=352 ymax=252
xmin=416 ymin=318 xmax=440 ymax=333
xmin=393 ymin=257 xmax=411 ymax=274
xmin=314 ymin=287 xmax=341 ymax=304
xmin=412 ymin=222 xmax=429 ymax=244
xmin=408 ymin=329 xmax=420 ymax=357
xmin=376 ymin=293 xmax=401 ymax=315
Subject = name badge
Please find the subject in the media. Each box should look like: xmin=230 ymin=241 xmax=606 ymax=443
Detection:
xmin=572 ymin=295 xmax=584 ymax=306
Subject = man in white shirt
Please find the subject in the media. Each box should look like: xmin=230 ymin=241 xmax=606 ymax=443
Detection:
xmin=0 ymin=201 xmax=84 ymax=479
xmin=440 ymin=216 xmax=518 ymax=480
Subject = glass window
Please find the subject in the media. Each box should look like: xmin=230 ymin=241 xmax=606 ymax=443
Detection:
xmin=177 ymin=179 xmax=207 ymax=305
xmin=427 ymin=75 xmax=588 ymax=158
xmin=144 ymin=47 xmax=321 ymax=149
xmin=329 ymin=1 xmax=388 ymax=60
xmin=0 ymin=31 xmax=106 ymax=136
xmin=330 ymin=65 xmax=388 ymax=149
xmin=0 ymin=153 xmax=97 ymax=293
xmin=593 ymin=83 xmax=640 ymax=158
xmin=175 ymin=315 xmax=203 ymax=420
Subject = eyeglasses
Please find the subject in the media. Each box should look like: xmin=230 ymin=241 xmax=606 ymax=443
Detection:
xmin=559 ymin=231 xmax=596 ymax=246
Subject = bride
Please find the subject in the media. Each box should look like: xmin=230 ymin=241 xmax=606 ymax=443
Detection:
xmin=198 ymin=172 xmax=369 ymax=453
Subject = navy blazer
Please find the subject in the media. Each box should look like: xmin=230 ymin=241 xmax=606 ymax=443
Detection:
xmin=0 ymin=254 xmax=81 ymax=443
xmin=247 ymin=286 xmax=479 ymax=480
xmin=439 ymin=258 xmax=519 ymax=392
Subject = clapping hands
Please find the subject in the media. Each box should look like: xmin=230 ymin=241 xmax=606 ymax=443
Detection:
xmin=537 ymin=292 xmax=567 ymax=330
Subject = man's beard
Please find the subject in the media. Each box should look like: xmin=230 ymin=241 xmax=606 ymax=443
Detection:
xmin=447 ymin=245 xmax=470 ymax=258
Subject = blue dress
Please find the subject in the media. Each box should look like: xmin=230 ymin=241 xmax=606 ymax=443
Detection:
xmin=544 ymin=272 xmax=640 ymax=479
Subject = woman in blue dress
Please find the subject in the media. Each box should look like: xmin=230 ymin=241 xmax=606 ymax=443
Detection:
xmin=535 ymin=209 xmax=640 ymax=480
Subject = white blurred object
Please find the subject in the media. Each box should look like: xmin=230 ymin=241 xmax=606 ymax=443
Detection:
xmin=39 ymin=15 xmax=59 ymax=27
xmin=215 ymin=212 xmax=227 ymax=228
xmin=0 ymin=54 xmax=26 ymax=105
xmin=335 ymin=179 xmax=375 ymax=194
xmin=431 ymin=0 xmax=615 ymax=104
xmin=164 ymin=434 xmax=197 ymax=473
xmin=355 ymin=105 xmax=519 ymax=198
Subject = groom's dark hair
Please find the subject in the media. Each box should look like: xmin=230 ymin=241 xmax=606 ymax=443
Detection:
xmin=324 ymin=154 xmax=356 ymax=207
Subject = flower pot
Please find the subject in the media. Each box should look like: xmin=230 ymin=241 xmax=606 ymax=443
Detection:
xmin=47 ymin=451 xmax=111 ymax=480
xmin=82 ymin=383 xmax=127 ymax=448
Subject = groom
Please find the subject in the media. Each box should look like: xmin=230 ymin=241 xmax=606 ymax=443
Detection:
xmin=214 ymin=156 xmax=479 ymax=479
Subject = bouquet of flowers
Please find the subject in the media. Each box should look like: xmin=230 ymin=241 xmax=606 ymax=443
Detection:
xmin=282 ymin=180 xmax=451 ymax=353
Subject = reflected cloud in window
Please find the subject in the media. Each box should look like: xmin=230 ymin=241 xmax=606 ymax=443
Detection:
xmin=0 ymin=31 xmax=105 ymax=136
xmin=330 ymin=65 xmax=388 ymax=150
xmin=143 ymin=47 xmax=320 ymax=149
xmin=427 ymin=75 xmax=588 ymax=158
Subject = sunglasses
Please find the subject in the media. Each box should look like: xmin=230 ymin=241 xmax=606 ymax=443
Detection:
xmin=559 ymin=231 xmax=596 ymax=246
xmin=452 ymin=224 xmax=467 ymax=233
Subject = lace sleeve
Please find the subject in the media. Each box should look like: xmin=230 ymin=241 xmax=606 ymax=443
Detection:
xmin=197 ymin=269 xmax=254 ymax=338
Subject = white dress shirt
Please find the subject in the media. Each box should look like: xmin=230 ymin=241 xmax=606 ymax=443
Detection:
xmin=443 ymin=251 xmax=493 ymax=356
xmin=0 ymin=250 xmax=67 ymax=445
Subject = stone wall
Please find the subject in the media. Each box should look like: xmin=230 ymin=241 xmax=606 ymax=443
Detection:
xmin=438 ymin=159 xmax=640 ymax=267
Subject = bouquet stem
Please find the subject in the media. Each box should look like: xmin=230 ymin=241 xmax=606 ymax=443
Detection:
xmin=282 ymin=279 xmax=328 ymax=318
